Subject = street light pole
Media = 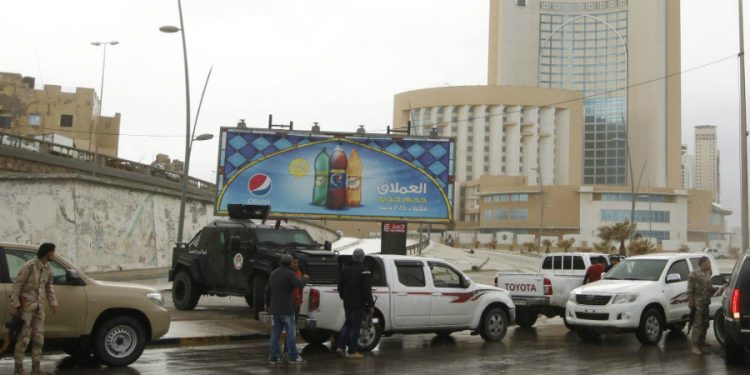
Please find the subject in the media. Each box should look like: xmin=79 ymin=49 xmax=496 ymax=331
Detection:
xmin=90 ymin=41 xmax=119 ymax=155
xmin=738 ymin=0 xmax=749 ymax=253
xmin=161 ymin=0 xmax=192 ymax=244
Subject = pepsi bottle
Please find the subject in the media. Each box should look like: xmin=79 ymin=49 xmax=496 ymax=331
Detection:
xmin=326 ymin=144 xmax=348 ymax=210
xmin=312 ymin=148 xmax=329 ymax=206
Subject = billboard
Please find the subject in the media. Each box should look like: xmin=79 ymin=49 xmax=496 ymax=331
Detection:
xmin=216 ymin=128 xmax=455 ymax=223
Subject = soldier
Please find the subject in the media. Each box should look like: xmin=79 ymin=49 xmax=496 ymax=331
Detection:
xmin=687 ymin=256 xmax=714 ymax=355
xmin=10 ymin=243 xmax=59 ymax=375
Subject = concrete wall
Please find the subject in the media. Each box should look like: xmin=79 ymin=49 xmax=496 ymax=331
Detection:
xmin=0 ymin=174 xmax=337 ymax=273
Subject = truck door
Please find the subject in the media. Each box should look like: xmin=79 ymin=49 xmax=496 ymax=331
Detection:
xmin=204 ymin=228 xmax=229 ymax=289
xmin=225 ymin=230 xmax=254 ymax=294
xmin=427 ymin=262 xmax=475 ymax=327
xmin=664 ymin=259 xmax=691 ymax=322
xmin=392 ymin=260 xmax=431 ymax=328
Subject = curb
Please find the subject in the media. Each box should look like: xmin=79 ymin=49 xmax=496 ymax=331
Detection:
xmin=148 ymin=333 xmax=269 ymax=348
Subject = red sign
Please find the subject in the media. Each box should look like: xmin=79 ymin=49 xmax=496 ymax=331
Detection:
xmin=383 ymin=222 xmax=407 ymax=233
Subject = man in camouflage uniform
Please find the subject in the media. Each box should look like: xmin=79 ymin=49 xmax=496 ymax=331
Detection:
xmin=687 ymin=256 xmax=714 ymax=355
xmin=10 ymin=243 xmax=59 ymax=375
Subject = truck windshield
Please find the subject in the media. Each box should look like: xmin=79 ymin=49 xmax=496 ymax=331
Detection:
xmin=254 ymin=229 xmax=315 ymax=246
xmin=604 ymin=259 xmax=667 ymax=281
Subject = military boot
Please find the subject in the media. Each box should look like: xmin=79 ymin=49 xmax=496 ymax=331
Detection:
xmin=31 ymin=362 xmax=49 ymax=375
xmin=14 ymin=362 xmax=24 ymax=375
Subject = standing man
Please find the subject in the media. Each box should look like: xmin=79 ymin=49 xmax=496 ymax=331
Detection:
xmin=687 ymin=256 xmax=715 ymax=355
xmin=336 ymin=248 xmax=374 ymax=359
xmin=605 ymin=255 xmax=621 ymax=273
xmin=583 ymin=256 xmax=606 ymax=284
xmin=265 ymin=254 xmax=309 ymax=364
xmin=11 ymin=243 xmax=59 ymax=375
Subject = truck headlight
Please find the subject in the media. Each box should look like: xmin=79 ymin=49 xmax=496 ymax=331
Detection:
xmin=612 ymin=293 xmax=638 ymax=304
xmin=569 ymin=292 xmax=576 ymax=303
xmin=146 ymin=292 xmax=164 ymax=307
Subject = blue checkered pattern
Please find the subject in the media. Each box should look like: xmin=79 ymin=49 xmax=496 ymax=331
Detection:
xmin=221 ymin=132 xmax=452 ymax=189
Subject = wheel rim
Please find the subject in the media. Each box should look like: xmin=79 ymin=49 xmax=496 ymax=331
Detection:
xmin=358 ymin=318 xmax=376 ymax=347
xmin=105 ymin=325 xmax=138 ymax=359
xmin=487 ymin=311 xmax=506 ymax=338
xmin=645 ymin=315 xmax=661 ymax=341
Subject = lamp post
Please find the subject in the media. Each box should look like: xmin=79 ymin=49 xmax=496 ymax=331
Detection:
xmin=89 ymin=40 xmax=119 ymax=155
xmin=738 ymin=0 xmax=749 ymax=253
xmin=161 ymin=0 xmax=193 ymax=244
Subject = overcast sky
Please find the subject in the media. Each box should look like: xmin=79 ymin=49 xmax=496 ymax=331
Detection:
xmin=0 ymin=0 xmax=747 ymax=227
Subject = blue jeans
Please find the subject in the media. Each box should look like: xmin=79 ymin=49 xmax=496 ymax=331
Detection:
xmin=337 ymin=309 xmax=364 ymax=354
xmin=269 ymin=315 xmax=298 ymax=361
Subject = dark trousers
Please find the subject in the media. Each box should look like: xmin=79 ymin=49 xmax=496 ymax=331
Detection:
xmin=337 ymin=309 xmax=364 ymax=354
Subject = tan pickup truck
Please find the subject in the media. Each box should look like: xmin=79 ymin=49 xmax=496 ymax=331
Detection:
xmin=0 ymin=242 xmax=170 ymax=367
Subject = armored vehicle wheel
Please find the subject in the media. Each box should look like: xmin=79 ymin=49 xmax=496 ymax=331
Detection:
xmin=172 ymin=271 xmax=200 ymax=310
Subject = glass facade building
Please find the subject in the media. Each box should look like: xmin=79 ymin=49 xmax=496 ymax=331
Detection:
xmin=538 ymin=0 xmax=628 ymax=185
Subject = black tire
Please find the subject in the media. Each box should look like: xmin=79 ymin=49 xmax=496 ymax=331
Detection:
xmin=252 ymin=274 xmax=268 ymax=320
xmin=515 ymin=310 xmax=538 ymax=328
xmin=357 ymin=314 xmax=383 ymax=352
xmin=725 ymin=336 xmax=745 ymax=366
xmin=575 ymin=327 xmax=600 ymax=341
xmin=563 ymin=315 xmax=574 ymax=331
xmin=713 ymin=309 xmax=726 ymax=347
xmin=62 ymin=340 xmax=91 ymax=359
xmin=172 ymin=270 xmax=200 ymax=310
xmin=635 ymin=308 xmax=664 ymax=345
xmin=299 ymin=329 xmax=332 ymax=346
xmin=667 ymin=322 xmax=686 ymax=332
xmin=479 ymin=306 xmax=509 ymax=342
xmin=92 ymin=316 xmax=146 ymax=367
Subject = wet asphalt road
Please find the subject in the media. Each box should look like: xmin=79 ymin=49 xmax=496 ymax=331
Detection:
xmin=4 ymin=319 xmax=748 ymax=375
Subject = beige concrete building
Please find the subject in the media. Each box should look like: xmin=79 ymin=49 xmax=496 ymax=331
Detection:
xmin=681 ymin=144 xmax=695 ymax=189
xmin=488 ymin=0 xmax=682 ymax=188
xmin=0 ymin=72 xmax=120 ymax=157
xmin=694 ymin=125 xmax=720 ymax=202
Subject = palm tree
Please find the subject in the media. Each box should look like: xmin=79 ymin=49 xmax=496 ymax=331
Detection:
xmin=597 ymin=220 xmax=636 ymax=256
xmin=593 ymin=241 xmax=610 ymax=253
xmin=556 ymin=238 xmax=575 ymax=253
xmin=628 ymin=237 xmax=656 ymax=255
xmin=541 ymin=239 xmax=553 ymax=254
xmin=522 ymin=241 xmax=537 ymax=254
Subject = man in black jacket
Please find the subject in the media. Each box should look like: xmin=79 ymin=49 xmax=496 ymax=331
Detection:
xmin=335 ymin=248 xmax=374 ymax=359
xmin=265 ymin=254 xmax=309 ymax=364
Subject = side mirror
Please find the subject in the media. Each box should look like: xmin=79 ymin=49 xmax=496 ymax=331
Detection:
xmin=324 ymin=240 xmax=332 ymax=251
xmin=230 ymin=236 xmax=241 ymax=252
xmin=666 ymin=273 xmax=682 ymax=283
xmin=462 ymin=278 xmax=472 ymax=288
xmin=66 ymin=269 xmax=84 ymax=286
xmin=711 ymin=274 xmax=727 ymax=286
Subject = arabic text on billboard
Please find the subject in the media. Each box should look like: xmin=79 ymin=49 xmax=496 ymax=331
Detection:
xmin=216 ymin=129 xmax=454 ymax=222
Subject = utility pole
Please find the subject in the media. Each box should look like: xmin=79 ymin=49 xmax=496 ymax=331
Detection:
xmin=739 ymin=0 xmax=749 ymax=253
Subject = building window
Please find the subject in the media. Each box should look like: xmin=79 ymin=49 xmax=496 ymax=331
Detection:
xmin=60 ymin=115 xmax=74 ymax=128
xmin=29 ymin=113 xmax=42 ymax=126
xmin=511 ymin=209 xmax=528 ymax=221
xmin=0 ymin=112 xmax=11 ymax=128
xmin=600 ymin=209 xmax=671 ymax=224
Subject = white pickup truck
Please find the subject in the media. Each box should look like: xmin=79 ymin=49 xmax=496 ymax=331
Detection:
xmin=566 ymin=253 xmax=725 ymax=345
xmin=297 ymin=254 xmax=516 ymax=351
xmin=495 ymin=252 xmax=610 ymax=328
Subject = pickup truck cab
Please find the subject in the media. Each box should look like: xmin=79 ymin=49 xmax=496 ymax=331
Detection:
xmin=495 ymin=252 xmax=609 ymax=328
xmin=299 ymin=254 xmax=515 ymax=351
xmin=566 ymin=253 xmax=724 ymax=345
xmin=718 ymin=253 xmax=750 ymax=365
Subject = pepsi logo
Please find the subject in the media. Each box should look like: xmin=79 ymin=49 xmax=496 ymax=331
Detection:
xmin=248 ymin=174 xmax=272 ymax=196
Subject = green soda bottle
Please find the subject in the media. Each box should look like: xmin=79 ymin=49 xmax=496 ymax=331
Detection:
xmin=312 ymin=148 xmax=329 ymax=205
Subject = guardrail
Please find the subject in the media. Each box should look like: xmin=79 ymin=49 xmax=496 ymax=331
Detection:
xmin=0 ymin=131 xmax=215 ymax=193
xmin=406 ymin=232 xmax=431 ymax=255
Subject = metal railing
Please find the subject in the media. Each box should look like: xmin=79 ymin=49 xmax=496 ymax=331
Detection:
xmin=0 ymin=131 xmax=215 ymax=193
xmin=406 ymin=232 xmax=431 ymax=255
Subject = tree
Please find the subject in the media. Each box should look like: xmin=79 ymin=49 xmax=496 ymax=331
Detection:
xmin=593 ymin=241 xmax=610 ymax=253
xmin=628 ymin=237 xmax=656 ymax=256
xmin=556 ymin=238 xmax=575 ymax=253
xmin=597 ymin=220 xmax=636 ymax=256
xmin=541 ymin=239 xmax=553 ymax=254
xmin=522 ymin=241 xmax=537 ymax=254
xmin=678 ymin=245 xmax=690 ymax=253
